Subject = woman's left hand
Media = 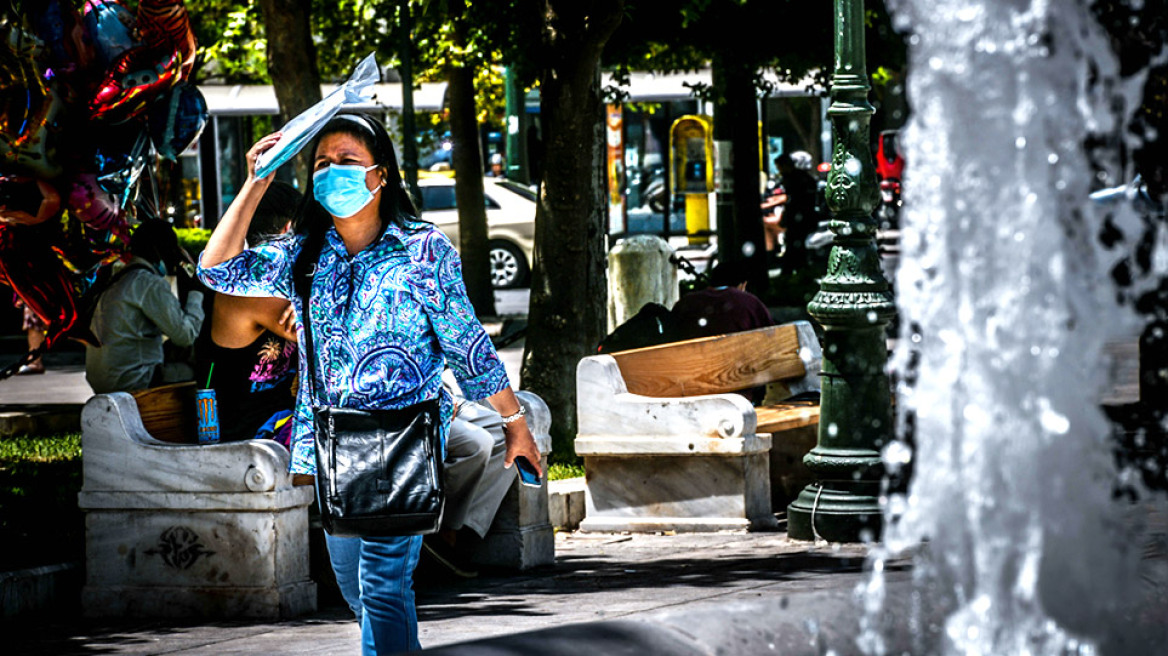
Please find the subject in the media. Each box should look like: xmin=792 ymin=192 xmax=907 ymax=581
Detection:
xmin=485 ymin=388 xmax=543 ymax=477
xmin=503 ymin=418 xmax=543 ymax=478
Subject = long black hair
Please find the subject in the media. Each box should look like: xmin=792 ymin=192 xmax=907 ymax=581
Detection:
xmin=291 ymin=113 xmax=420 ymax=301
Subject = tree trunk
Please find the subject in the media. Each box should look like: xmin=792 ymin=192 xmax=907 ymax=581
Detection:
xmin=521 ymin=0 xmax=623 ymax=462
xmin=713 ymin=55 xmax=767 ymax=292
xmin=257 ymin=0 xmax=321 ymax=188
xmin=727 ymin=60 xmax=767 ymax=292
xmin=447 ymin=21 xmax=496 ymax=316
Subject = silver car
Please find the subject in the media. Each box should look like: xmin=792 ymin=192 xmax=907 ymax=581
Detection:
xmin=418 ymin=177 xmax=536 ymax=289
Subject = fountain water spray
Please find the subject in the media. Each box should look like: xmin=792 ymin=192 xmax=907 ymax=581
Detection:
xmin=864 ymin=0 xmax=1166 ymax=653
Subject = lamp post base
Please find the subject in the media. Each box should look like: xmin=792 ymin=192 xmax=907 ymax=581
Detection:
xmin=787 ymin=483 xmax=882 ymax=543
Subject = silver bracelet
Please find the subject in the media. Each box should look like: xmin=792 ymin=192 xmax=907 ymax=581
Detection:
xmin=501 ymin=407 xmax=526 ymax=425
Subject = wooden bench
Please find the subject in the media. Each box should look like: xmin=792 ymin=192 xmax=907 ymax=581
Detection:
xmin=575 ymin=321 xmax=822 ymax=532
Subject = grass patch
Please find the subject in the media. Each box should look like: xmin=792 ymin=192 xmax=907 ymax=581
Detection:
xmin=0 ymin=433 xmax=85 ymax=570
xmin=548 ymin=462 xmax=584 ymax=481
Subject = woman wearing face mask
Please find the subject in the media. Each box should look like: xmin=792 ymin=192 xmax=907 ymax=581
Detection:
xmin=198 ymin=114 xmax=542 ymax=654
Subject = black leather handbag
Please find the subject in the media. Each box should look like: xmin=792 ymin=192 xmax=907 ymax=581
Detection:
xmin=302 ymin=295 xmax=445 ymax=538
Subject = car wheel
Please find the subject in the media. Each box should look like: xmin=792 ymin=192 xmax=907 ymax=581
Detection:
xmin=489 ymin=240 xmax=529 ymax=289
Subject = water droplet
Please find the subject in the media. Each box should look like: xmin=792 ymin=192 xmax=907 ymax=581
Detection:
xmin=1037 ymin=397 xmax=1070 ymax=434
xmin=956 ymin=6 xmax=980 ymax=20
xmin=884 ymin=440 xmax=913 ymax=466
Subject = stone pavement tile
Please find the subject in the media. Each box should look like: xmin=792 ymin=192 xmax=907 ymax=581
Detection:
xmin=9 ymin=607 xmax=360 ymax=656
xmin=6 ymin=525 xmax=883 ymax=655
xmin=0 ymin=363 xmax=92 ymax=407
xmin=415 ymin=532 xmax=875 ymax=649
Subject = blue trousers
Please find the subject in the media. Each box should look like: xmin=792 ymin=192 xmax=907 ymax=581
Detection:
xmin=326 ymin=533 xmax=423 ymax=654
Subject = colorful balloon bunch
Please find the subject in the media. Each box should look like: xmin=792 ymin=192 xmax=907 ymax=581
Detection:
xmin=0 ymin=0 xmax=204 ymax=350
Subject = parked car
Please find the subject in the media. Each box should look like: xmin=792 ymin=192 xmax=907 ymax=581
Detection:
xmin=417 ymin=177 xmax=536 ymax=289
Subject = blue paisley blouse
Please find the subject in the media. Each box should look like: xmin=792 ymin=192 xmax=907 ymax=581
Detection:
xmin=197 ymin=219 xmax=510 ymax=475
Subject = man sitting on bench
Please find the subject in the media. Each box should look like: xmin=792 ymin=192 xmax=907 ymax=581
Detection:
xmin=671 ymin=259 xmax=774 ymax=341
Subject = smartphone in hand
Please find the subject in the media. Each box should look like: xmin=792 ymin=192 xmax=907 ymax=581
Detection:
xmin=515 ymin=456 xmax=542 ymax=488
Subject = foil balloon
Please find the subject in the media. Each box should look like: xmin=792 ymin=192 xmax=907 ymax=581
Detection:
xmin=0 ymin=176 xmax=61 ymax=226
xmin=51 ymin=211 xmax=128 ymax=277
xmin=81 ymin=0 xmax=137 ymax=69
xmin=67 ymin=173 xmax=129 ymax=244
xmin=0 ymin=41 xmax=65 ymax=178
xmin=148 ymin=82 xmax=207 ymax=161
xmin=88 ymin=46 xmax=181 ymax=124
xmin=0 ymin=175 xmax=46 ymax=218
xmin=28 ymin=0 xmax=93 ymax=77
xmin=137 ymin=0 xmax=196 ymax=79
xmin=0 ymin=226 xmax=82 ymax=348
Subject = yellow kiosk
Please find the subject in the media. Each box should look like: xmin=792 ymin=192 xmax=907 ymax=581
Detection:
xmin=669 ymin=115 xmax=714 ymax=245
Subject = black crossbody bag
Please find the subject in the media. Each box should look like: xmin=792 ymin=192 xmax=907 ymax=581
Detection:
xmin=301 ymin=288 xmax=445 ymax=538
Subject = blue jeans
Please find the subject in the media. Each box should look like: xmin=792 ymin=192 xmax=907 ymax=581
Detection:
xmin=326 ymin=533 xmax=424 ymax=654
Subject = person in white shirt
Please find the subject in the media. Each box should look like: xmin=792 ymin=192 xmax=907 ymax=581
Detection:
xmin=85 ymin=219 xmax=204 ymax=394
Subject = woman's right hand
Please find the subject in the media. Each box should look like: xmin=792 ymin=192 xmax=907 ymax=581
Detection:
xmin=246 ymin=132 xmax=284 ymax=182
xmin=202 ymin=131 xmax=284 ymax=269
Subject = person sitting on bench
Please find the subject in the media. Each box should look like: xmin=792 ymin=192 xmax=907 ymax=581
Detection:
xmin=671 ymin=259 xmax=774 ymax=341
xmin=86 ymin=219 xmax=204 ymax=394
xmin=194 ymin=181 xmax=301 ymax=444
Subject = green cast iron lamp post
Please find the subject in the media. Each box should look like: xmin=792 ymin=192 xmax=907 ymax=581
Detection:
xmin=786 ymin=0 xmax=896 ymax=542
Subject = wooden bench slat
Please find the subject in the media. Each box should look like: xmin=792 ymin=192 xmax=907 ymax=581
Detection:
xmin=610 ymin=324 xmax=806 ymax=398
xmin=755 ymin=403 xmax=820 ymax=435
xmin=131 ymin=381 xmax=197 ymax=444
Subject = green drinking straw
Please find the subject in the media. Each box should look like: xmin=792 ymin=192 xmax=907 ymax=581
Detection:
xmin=205 ymin=362 xmax=215 ymax=389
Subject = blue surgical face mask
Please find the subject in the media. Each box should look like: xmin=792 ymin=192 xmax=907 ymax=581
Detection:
xmin=312 ymin=164 xmax=380 ymax=218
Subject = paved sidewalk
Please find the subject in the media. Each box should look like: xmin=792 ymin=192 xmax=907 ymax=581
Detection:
xmin=8 ymin=531 xmax=889 ymax=655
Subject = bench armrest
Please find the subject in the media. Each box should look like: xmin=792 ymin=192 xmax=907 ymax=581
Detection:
xmin=515 ymin=390 xmax=553 ymax=455
xmin=577 ymin=355 xmax=758 ymax=439
xmin=81 ymin=393 xmax=293 ymax=494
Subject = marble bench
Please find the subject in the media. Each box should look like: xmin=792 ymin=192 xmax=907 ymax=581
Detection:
xmin=471 ymin=390 xmax=556 ymax=570
xmin=79 ymin=383 xmax=555 ymax=619
xmin=575 ymin=321 xmax=822 ymax=532
xmin=78 ymin=385 xmax=318 ymax=619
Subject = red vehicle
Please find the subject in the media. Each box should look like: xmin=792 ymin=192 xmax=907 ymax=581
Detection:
xmin=875 ymin=130 xmax=904 ymax=229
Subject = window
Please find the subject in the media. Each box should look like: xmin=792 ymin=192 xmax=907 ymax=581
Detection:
xmin=421 ymin=184 xmax=502 ymax=210
xmin=420 ymin=185 xmax=457 ymax=211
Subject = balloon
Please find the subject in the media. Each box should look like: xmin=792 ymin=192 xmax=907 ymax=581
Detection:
xmin=51 ymin=212 xmax=128 ymax=277
xmin=0 ymin=225 xmax=83 ymax=348
xmin=28 ymin=0 xmax=94 ymax=77
xmin=137 ymin=0 xmax=196 ymax=79
xmin=148 ymin=82 xmax=207 ymax=161
xmin=0 ymin=176 xmax=62 ymax=227
xmin=67 ymin=173 xmax=129 ymax=243
xmin=0 ymin=46 xmax=65 ymax=179
xmin=81 ymin=0 xmax=137 ymax=69
xmin=88 ymin=46 xmax=181 ymax=124
xmin=0 ymin=175 xmax=46 ymax=217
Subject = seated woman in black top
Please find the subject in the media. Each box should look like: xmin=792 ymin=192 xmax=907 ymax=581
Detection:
xmin=194 ymin=182 xmax=300 ymax=443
